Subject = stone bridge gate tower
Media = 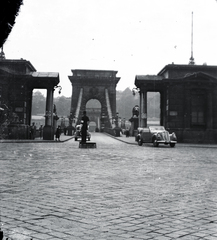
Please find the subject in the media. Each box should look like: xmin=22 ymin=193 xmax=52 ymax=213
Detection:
xmin=68 ymin=69 xmax=120 ymax=130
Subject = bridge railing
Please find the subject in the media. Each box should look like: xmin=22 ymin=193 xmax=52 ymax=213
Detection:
xmin=103 ymin=127 xmax=121 ymax=137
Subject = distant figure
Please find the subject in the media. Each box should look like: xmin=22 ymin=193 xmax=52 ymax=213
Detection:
xmin=125 ymin=128 xmax=130 ymax=137
xmin=81 ymin=111 xmax=89 ymax=143
xmin=39 ymin=125 xmax=43 ymax=139
xmin=64 ymin=126 xmax=67 ymax=135
xmin=30 ymin=122 xmax=36 ymax=139
xmin=55 ymin=125 xmax=61 ymax=141
xmin=132 ymin=105 xmax=139 ymax=117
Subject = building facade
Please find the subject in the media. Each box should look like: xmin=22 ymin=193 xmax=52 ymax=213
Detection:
xmin=0 ymin=54 xmax=59 ymax=139
xmin=135 ymin=64 xmax=217 ymax=143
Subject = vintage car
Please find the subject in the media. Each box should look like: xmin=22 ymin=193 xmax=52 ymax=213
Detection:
xmin=135 ymin=126 xmax=177 ymax=147
xmin=74 ymin=124 xmax=91 ymax=141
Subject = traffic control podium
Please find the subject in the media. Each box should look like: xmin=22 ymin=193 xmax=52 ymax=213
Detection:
xmin=79 ymin=141 xmax=96 ymax=148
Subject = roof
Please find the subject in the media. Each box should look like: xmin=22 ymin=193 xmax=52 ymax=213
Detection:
xmin=70 ymin=69 xmax=119 ymax=79
xmin=0 ymin=59 xmax=36 ymax=73
xmin=135 ymin=75 xmax=163 ymax=81
xmin=32 ymin=72 xmax=59 ymax=78
xmin=158 ymin=63 xmax=217 ymax=76
xmin=182 ymin=71 xmax=217 ymax=81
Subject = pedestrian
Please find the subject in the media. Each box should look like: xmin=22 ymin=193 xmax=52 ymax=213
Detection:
xmin=81 ymin=110 xmax=89 ymax=143
xmin=30 ymin=122 xmax=36 ymax=139
xmin=64 ymin=126 xmax=67 ymax=135
xmin=39 ymin=125 xmax=43 ymax=139
xmin=125 ymin=128 xmax=130 ymax=137
xmin=55 ymin=125 xmax=61 ymax=141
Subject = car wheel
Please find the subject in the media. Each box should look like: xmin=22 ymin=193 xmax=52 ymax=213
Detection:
xmin=170 ymin=143 xmax=175 ymax=148
xmin=153 ymin=138 xmax=159 ymax=147
xmin=138 ymin=139 xmax=143 ymax=146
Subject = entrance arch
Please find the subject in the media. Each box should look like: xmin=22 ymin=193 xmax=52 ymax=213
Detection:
xmin=86 ymin=99 xmax=101 ymax=131
xmin=68 ymin=69 xmax=120 ymax=130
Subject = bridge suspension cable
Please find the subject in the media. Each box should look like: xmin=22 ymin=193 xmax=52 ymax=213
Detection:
xmin=105 ymin=89 xmax=113 ymax=127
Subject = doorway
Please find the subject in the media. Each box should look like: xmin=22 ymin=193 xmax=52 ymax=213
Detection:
xmin=147 ymin=92 xmax=160 ymax=126
xmin=31 ymin=89 xmax=46 ymax=128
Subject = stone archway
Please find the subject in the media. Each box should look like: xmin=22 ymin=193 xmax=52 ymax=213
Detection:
xmin=86 ymin=99 xmax=101 ymax=130
xmin=68 ymin=69 xmax=120 ymax=130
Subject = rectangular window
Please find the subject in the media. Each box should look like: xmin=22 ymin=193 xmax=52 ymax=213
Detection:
xmin=192 ymin=111 xmax=204 ymax=124
xmin=191 ymin=92 xmax=205 ymax=126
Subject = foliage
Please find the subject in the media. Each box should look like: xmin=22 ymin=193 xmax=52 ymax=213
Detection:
xmin=32 ymin=91 xmax=46 ymax=115
xmin=116 ymin=88 xmax=160 ymax=120
xmin=32 ymin=88 xmax=160 ymax=120
xmin=32 ymin=91 xmax=71 ymax=117
xmin=54 ymin=96 xmax=71 ymax=117
xmin=116 ymin=88 xmax=139 ymax=120
xmin=147 ymin=92 xmax=160 ymax=119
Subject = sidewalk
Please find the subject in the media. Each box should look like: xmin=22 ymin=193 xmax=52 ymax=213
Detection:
xmin=107 ymin=133 xmax=217 ymax=148
xmin=0 ymin=135 xmax=74 ymax=143
xmin=105 ymin=133 xmax=137 ymax=145
xmin=1 ymin=132 xmax=217 ymax=148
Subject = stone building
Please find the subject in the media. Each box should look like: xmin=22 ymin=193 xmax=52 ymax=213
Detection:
xmin=135 ymin=63 xmax=217 ymax=143
xmin=68 ymin=69 xmax=120 ymax=131
xmin=0 ymin=50 xmax=59 ymax=139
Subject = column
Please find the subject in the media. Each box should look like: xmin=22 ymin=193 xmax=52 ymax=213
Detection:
xmin=43 ymin=88 xmax=54 ymax=140
xmin=139 ymin=91 xmax=143 ymax=127
xmin=160 ymin=92 xmax=164 ymax=126
xmin=140 ymin=91 xmax=147 ymax=128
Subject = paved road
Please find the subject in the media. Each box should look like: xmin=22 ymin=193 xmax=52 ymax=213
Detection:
xmin=1 ymin=132 xmax=217 ymax=240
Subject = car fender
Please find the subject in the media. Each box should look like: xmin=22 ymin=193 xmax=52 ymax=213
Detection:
xmin=136 ymin=134 xmax=141 ymax=142
xmin=152 ymin=133 xmax=157 ymax=142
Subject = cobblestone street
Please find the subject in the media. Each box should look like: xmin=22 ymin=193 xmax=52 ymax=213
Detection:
xmin=1 ymin=133 xmax=217 ymax=239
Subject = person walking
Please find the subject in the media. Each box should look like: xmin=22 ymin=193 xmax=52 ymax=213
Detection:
xmin=81 ymin=111 xmax=89 ymax=143
xmin=30 ymin=122 xmax=36 ymax=139
xmin=39 ymin=125 xmax=43 ymax=139
xmin=55 ymin=125 xmax=61 ymax=141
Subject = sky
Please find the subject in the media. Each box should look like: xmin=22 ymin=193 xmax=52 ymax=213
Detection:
xmin=3 ymin=0 xmax=217 ymax=97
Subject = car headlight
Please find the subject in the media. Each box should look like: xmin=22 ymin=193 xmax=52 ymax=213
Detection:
xmin=171 ymin=132 xmax=177 ymax=140
xmin=156 ymin=133 xmax=161 ymax=140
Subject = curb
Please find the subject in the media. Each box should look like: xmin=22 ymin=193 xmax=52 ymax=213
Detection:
xmin=0 ymin=136 xmax=74 ymax=144
xmin=103 ymin=132 xmax=137 ymax=145
xmin=103 ymin=133 xmax=217 ymax=148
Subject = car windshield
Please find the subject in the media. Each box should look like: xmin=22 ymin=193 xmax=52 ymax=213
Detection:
xmin=149 ymin=126 xmax=165 ymax=132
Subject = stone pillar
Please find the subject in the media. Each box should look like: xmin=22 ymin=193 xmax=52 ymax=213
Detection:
xmin=140 ymin=91 xmax=147 ymax=127
xmin=139 ymin=91 xmax=143 ymax=127
xmin=43 ymin=88 xmax=54 ymax=140
xmin=160 ymin=92 xmax=164 ymax=126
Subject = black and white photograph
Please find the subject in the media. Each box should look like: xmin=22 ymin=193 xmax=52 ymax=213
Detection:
xmin=1 ymin=0 xmax=217 ymax=239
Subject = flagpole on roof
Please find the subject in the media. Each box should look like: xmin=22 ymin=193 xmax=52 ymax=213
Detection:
xmin=189 ymin=11 xmax=195 ymax=65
